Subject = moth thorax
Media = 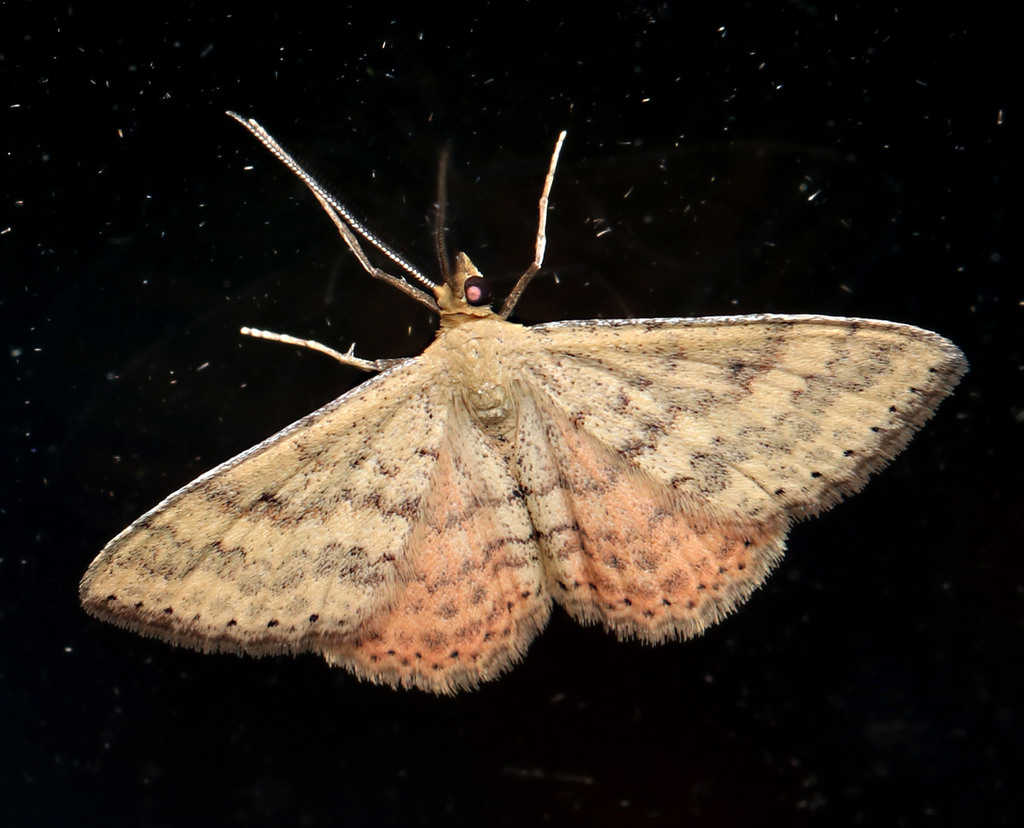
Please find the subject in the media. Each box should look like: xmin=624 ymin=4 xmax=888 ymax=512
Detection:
xmin=440 ymin=316 xmax=517 ymax=431
xmin=455 ymin=341 xmax=515 ymax=430
xmin=466 ymin=379 xmax=514 ymax=427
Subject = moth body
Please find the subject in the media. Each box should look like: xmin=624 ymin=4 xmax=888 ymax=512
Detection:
xmin=79 ymin=115 xmax=966 ymax=694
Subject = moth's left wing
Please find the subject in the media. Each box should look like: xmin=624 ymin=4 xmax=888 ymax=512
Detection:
xmin=514 ymin=314 xmax=965 ymax=641
xmin=526 ymin=314 xmax=965 ymax=521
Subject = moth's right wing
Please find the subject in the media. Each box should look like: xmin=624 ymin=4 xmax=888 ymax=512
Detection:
xmin=80 ymin=356 xmax=454 ymax=658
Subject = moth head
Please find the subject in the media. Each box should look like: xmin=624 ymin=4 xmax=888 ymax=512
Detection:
xmin=434 ymin=252 xmax=496 ymax=320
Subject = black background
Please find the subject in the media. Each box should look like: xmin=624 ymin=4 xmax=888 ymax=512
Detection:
xmin=4 ymin=3 xmax=1018 ymax=826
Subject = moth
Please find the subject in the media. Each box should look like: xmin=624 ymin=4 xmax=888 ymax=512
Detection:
xmin=80 ymin=113 xmax=967 ymax=694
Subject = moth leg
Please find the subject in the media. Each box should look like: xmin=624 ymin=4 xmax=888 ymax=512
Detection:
xmin=499 ymin=130 xmax=567 ymax=319
xmin=311 ymin=192 xmax=438 ymax=311
xmin=240 ymin=326 xmax=404 ymax=372
xmin=227 ymin=112 xmax=438 ymax=310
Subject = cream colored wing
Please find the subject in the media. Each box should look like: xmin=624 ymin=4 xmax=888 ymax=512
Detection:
xmin=515 ymin=314 xmax=966 ymax=640
xmin=80 ymin=357 xmax=455 ymax=658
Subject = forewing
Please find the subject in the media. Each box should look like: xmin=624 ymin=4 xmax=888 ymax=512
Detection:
xmin=526 ymin=315 xmax=966 ymax=521
xmin=324 ymin=401 xmax=551 ymax=694
xmin=80 ymin=357 xmax=453 ymax=658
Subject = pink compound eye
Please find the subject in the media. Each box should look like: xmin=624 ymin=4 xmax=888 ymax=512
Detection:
xmin=463 ymin=276 xmax=493 ymax=307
